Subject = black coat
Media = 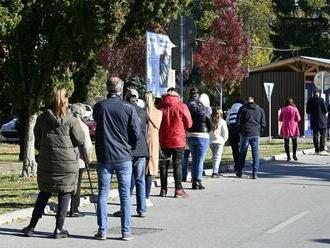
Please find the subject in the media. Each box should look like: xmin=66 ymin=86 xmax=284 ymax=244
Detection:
xmin=187 ymin=101 xmax=213 ymax=133
xmin=93 ymin=94 xmax=141 ymax=163
xmin=132 ymin=104 xmax=149 ymax=158
xmin=306 ymin=96 xmax=327 ymax=129
xmin=236 ymin=102 xmax=266 ymax=137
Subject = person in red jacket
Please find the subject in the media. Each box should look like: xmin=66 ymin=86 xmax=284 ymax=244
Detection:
xmin=158 ymin=89 xmax=192 ymax=198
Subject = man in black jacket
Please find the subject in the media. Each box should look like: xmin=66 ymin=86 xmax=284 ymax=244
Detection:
xmin=93 ymin=77 xmax=140 ymax=241
xmin=236 ymin=97 xmax=266 ymax=179
xmin=306 ymin=89 xmax=328 ymax=155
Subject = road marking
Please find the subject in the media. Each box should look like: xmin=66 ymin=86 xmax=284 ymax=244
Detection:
xmin=265 ymin=211 xmax=309 ymax=234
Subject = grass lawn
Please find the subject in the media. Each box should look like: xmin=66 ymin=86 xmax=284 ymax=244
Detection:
xmin=0 ymin=139 xmax=314 ymax=215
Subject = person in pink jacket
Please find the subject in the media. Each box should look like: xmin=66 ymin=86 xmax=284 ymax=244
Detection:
xmin=279 ymin=98 xmax=301 ymax=161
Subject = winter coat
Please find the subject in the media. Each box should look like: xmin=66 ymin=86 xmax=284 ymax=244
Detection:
xmin=209 ymin=119 xmax=229 ymax=145
xmin=159 ymin=92 xmax=192 ymax=149
xmin=236 ymin=102 xmax=266 ymax=137
xmin=147 ymin=107 xmax=163 ymax=176
xmin=306 ymin=96 xmax=327 ymax=129
xmin=77 ymin=118 xmax=93 ymax=169
xmin=279 ymin=105 xmax=301 ymax=138
xmin=34 ymin=109 xmax=84 ymax=193
xmin=132 ymin=104 xmax=149 ymax=158
xmin=93 ymin=94 xmax=141 ymax=163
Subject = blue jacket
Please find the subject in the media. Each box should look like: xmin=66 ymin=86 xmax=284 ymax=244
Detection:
xmin=93 ymin=94 xmax=141 ymax=163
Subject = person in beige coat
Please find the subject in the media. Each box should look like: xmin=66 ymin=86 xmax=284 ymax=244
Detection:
xmin=70 ymin=103 xmax=93 ymax=217
xmin=145 ymin=92 xmax=162 ymax=207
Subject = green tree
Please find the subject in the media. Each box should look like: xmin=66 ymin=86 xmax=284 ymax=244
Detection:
xmin=0 ymin=0 xmax=129 ymax=177
xmin=272 ymin=0 xmax=330 ymax=59
xmin=239 ymin=0 xmax=275 ymax=67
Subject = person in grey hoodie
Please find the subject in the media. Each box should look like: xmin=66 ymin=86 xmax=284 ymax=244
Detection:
xmin=22 ymin=87 xmax=84 ymax=239
xmin=236 ymin=97 xmax=266 ymax=179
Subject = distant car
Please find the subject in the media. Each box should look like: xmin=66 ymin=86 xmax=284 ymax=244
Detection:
xmin=0 ymin=118 xmax=20 ymax=142
xmin=83 ymin=116 xmax=96 ymax=141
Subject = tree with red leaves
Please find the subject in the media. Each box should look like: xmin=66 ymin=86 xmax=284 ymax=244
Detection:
xmin=194 ymin=0 xmax=250 ymax=93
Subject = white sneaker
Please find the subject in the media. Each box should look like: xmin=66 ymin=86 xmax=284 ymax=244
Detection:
xmin=146 ymin=198 xmax=153 ymax=207
xmin=319 ymin=151 xmax=329 ymax=156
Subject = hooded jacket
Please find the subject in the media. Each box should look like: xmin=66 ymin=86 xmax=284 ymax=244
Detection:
xmin=159 ymin=92 xmax=192 ymax=149
xmin=34 ymin=109 xmax=84 ymax=193
xmin=236 ymin=102 xmax=266 ymax=137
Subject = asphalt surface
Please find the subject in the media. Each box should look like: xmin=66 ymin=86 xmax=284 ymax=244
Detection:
xmin=1 ymin=154 xmax=330 ymax=248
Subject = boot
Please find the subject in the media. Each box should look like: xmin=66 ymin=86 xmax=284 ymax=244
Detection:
xmin=53 ymin=227 xmax=69 ymax=239
xmin=22 ymin=215 xmax=39 ymax=237
xmin=292 ymin=138 xmax=298 ymax=161
xmin=284 ymin=139 xmax=291 ymax=161
xmin=192 ymin=178 xmax=197 ymax=190
xmin=197 ymin=179 xmax=205 ymax=190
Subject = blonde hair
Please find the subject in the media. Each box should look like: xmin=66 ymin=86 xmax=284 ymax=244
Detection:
xmin=51 ymin=87 xmax=68 ymax=118
xmin=213 ymin=107 xmax=223 ymax=131
xmin=145 ymin=92 xmax=155 ymax=115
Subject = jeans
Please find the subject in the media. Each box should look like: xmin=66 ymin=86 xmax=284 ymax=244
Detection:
xmin=145 ymin=174 xmax=153 ymax=199
xmin=97 ymin=161 xmax=132 ymax=236
xmin=187 ymin=137 xmax=209 ymax=180
xmin=30 ymin=192 xmax=71 ymax=229
xmin=159 ymin=148 xmax=184 ymax=190
xmin=238 ymin=136 xmax=260 ymax=174
xmin=181 ymin=149 xmax=191 ymax=181
xmin=210 ymin=143 xmax=224 ymax=174
xmin=228 ymin=124 xmax=240 ymax=172
xmin=313 ymin=128 xmax=326 ymax=152
xmin=130 ymin=157 xmax=147 ymax=215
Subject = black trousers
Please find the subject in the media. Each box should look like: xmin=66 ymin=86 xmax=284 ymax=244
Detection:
xmin=159 ymin=148 xmax=184 ymax=190
xmin=284 ymin=138 xmax=297 ymax=157
xmin=71 ymin=169 xmax=84 ymax=213
xmin=313 ymin=128 xmax=327 ymax=152
xmin=29 ymin=192 xmax=71 ymax=229
xmin=228 ymin=125 xmax=240 ymax=172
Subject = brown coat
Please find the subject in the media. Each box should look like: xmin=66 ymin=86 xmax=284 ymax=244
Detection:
xmin=147 ymin=108 xmax=163 ymax=176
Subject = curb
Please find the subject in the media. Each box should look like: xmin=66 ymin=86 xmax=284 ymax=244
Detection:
xmin=0 ymin=148 xmax=316 ymax=225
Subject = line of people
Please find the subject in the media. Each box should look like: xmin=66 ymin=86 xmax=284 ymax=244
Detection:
xmin=23 ymin=76 xmax=313 ymax=241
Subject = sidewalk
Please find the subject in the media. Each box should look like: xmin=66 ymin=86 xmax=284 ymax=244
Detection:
xmin=0 ymin=147 xmax=317 ymax=225
xmin=1 ymin=153 xmax=330 ymax=248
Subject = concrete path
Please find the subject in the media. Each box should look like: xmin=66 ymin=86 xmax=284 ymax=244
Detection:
xmin=1 ymin=153 xmax=330 ymax=248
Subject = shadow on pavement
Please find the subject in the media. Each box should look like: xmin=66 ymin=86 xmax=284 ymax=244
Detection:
xmin=311 ymin=239 xmax=330 ymax=244
xmin=257 ymin=162 xmax=330 ymax=182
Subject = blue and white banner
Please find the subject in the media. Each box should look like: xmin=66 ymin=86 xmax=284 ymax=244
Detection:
xmin=146 ymin=32 xmax=175 ymax=98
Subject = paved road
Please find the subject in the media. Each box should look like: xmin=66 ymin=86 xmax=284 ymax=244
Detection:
xmin=1 ymin=154 xmax=330 ymax=248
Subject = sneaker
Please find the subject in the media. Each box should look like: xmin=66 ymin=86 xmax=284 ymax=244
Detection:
xmin=22 ymin=226 xmax=34 ymax=237
xmin=174 ymin=189 xmax=189 ymax=198
xmin=53 ymin=228 xmax=69 ymax=239
xmin=122 ymin=233 xmax=133 ymax=241
xmin=211 ymin=173 xmax=220 ymax=178
xmin=145 ymin=198 xmax=153 ymax=207
xmin=236 ymin=172 xmax=242 ymax=178
xmin=159 ymin=188 xmax=167 ymax=197
xmin=292 ymin=155 xmax=298 ymax=161
xmin=69 ymin=212 xmax=85 ymax=217
xmin=138 ymin=212 xmax=146 ymax=218
xmin=319 ymin=151 xmax=329 ymax=156
xmin=94 ymin=230 xmax=106 ymax=240
xmin=113 ymin=210 xmax=121 ymax=217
